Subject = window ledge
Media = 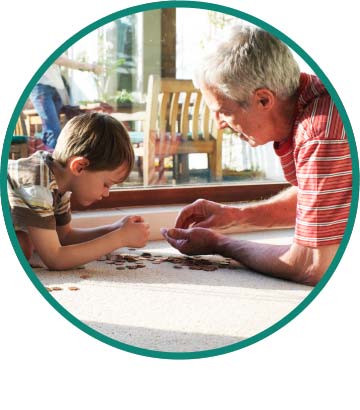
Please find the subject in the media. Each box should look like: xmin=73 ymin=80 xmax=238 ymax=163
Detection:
xmin=72 ymin=202 xmax=286 ymax=241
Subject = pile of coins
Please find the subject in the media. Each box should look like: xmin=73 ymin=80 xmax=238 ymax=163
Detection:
xmin=97 ymin=250 xmax=235 ymax=272
xmin=45 ymin=251 xmax=237 ymax=293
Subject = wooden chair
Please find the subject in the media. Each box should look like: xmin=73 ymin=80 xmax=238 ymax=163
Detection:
xmin=22 ymin=108 xmax=43 ymax=136
xmin=10 ymin=115 xmax=28 ymax=159
xmin=113 ymin=75 xmax=223 ymax=185
xmin=22 ymin=108 xmax=67 ymax=136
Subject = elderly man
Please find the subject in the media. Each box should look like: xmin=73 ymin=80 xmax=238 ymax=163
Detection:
xmin=161 ymin=23 xmax=352 ymax=286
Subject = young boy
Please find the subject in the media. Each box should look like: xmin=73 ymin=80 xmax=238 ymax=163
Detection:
xmin=7 ymin=112 xmax=150 ymax=270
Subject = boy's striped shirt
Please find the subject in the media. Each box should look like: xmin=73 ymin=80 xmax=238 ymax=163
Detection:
xmin=7 ymin=150 xmax=71 ymax=231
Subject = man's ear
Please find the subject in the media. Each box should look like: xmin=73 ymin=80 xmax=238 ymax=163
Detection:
xmin=68 ymin=156 xmax=90 ymax=175
xmin=254 ymin=88 xmax=275 ymax=111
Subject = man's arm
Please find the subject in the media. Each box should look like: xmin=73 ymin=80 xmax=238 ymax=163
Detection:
xmin=161 ymin=227 xmax=338 ymax=286
xmin=237 ymin=185 xmax=298 ymax=230
xmin=216 ymin=236 xmax=338 ymax=286
xmin=175 ymin=186 xmax=298 ymax=230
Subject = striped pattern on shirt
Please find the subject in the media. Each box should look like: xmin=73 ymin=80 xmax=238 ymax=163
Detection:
xmin=7 ymin=150 xmax=71 ymax=231
xmin=274 ymin=73 xmax=352 ymax=247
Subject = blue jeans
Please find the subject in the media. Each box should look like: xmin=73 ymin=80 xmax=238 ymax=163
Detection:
xmin=30 ymin=83 xmax=63 ymax=148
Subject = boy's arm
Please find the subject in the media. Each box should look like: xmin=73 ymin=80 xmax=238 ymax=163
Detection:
xmin=28 ymin=216 xmax=149 ymax=270
xmin=57 ymin=223 xmax=113 ymax=245
xmin=56 ymin=218 xmax=130 ymax=245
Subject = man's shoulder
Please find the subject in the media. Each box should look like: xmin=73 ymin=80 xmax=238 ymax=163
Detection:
xmin=295 ymin=94 xmax=345 ymax=144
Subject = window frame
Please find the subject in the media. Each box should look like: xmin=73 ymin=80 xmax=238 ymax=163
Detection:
xmin=71 ymin=181 xmax=290 ymax=211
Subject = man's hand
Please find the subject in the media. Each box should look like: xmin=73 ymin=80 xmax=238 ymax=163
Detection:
xmin=175 ymin=199 xmax=238 ymax=230
xmin=161 ymin=227 xmax=222 ymax=255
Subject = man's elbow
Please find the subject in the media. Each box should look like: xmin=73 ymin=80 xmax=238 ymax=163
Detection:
xmin=296 ymin=264 xmax=326 ymax=286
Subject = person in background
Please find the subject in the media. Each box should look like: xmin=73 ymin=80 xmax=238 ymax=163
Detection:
xmin=161 ymin=23 xmax=352 ymax=286
xmin=30 ymin=55 xmax=102 ymax=149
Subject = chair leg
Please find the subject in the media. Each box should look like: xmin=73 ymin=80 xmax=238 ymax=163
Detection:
xmin=209 ymin=144 xmax=223 ymax=181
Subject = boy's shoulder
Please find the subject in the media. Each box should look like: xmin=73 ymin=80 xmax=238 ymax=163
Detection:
xmin=8 ymin=150 xmax=55 ymax=189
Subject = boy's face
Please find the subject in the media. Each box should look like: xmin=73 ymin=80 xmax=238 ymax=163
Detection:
xmin=70 ymin=163 xmax=129 ymax=206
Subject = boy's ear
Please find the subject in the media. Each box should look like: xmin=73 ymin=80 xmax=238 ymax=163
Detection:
xmin=68 ymin=156 xmax=90 ymax=175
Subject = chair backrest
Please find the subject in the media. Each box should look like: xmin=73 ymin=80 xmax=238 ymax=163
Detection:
xmin=14 ymin=114 xmax=28 ymax=136
xmin=144 ymin=74 xmax=219 ymax=142
xmin=142 ymin=74 xmax=223 ymax=185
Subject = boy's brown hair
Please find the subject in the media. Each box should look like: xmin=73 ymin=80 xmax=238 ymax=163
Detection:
xmin=53 ymin=112 xmax=134 ymax=178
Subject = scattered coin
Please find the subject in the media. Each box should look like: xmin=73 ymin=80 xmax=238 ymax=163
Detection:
xmin=45 ymin=287 xmax=52 ymax=292
xmin=173 ymin=265 xmax=182 ymax=269
xmin=141 ymin=252 xmax=152 ymax=257
xmin=116 ymin=266 xmax=126 ymax=270
xmin=124 ymin=255 xmax=137 ymax=262
xmin=202 ymin=266 xmax=218 ymax=271
xmin=51 ymin=286 xmax=63 ymax=291
xmin=68 ymin=286 xmax=80 ymax=291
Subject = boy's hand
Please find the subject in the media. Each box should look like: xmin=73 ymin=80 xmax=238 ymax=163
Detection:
xmin=114 ymin=215 xmax=150 ymax=248
xmin=110 ymin=216 xmax=131 ymax=230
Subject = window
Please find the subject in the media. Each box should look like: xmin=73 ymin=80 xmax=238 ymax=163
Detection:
xmin=20 ymin=8 xmax=300 ymax=208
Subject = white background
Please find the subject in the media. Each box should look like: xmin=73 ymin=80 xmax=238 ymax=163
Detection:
xmin=0 ymin=1 xmax=359 ymax=408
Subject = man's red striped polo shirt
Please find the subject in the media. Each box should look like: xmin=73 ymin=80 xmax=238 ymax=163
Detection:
xmin=274 ymin=73 xmax=352 ymax=247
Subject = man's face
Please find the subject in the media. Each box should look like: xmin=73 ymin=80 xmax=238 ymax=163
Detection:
xmin=200 ymin=84 xmax=274 ymax=147
xmin=70 ymin=162 xmax=129 ymax=206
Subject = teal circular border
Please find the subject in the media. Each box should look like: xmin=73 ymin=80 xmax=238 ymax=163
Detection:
xmin=1 ymin=1 xmax=359 ymax=360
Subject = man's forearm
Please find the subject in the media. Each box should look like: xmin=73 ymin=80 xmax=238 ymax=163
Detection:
xmin=215 ymin=235 xmax=319 ymax=285
xmin=216 ymin=236 xmax=292 ymax=278
xmin=231 ymin=186 xmax=298 ymax=230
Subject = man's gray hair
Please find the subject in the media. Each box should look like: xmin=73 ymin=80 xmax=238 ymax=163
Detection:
xmin=193 ymin=23 xmax=300 ymax=105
